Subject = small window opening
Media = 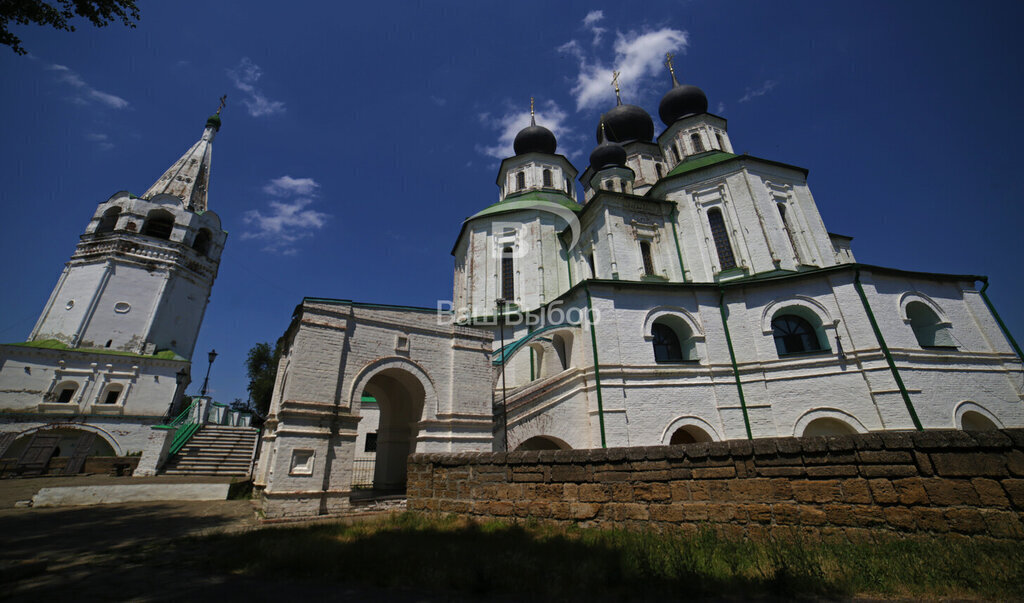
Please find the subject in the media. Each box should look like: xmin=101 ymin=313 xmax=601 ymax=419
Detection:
xmin=778 ymin=203 xmax=801 ymax=262
xmin=675 ymin=142 xmax=683 ymax=159
xmin=587 ymin=252 xmax=596 ymax=278
xmin=707 ymin=208 xmax=737 ymax=270
xmin=668 ymin=147 xmax=677 ymax=163
xmin=542 ymin=169 xmax=552 ymax=187
xmin=103 ymin=388 xmax=121 ymax=404
xmin=515 ymin=172 xmax=525 ymax=191
xmin=142 ymin=210 xmax=175 ymax=240
xmin=655 ymin=164 xmax=664 ymax=178
xmin=501 ymin=247 xmax=515 ymax=301
xmin=192 ymin=229 xmax=212 ymax=256
xmin=716 ymin=133 xmax=725 ymax=150
xmin=906 ymin=301 xmax=956 ymax=348
xmin=652 ymin=323 xmax=683 ymax=362
xmin=105 ymin=339 xmax=112 ymax=348
xmin=364 ymin=432 xmax=378 ymax=453
xmin=57 ymin=387 xmax=77 ymax=403
xmin=95 ymin=207 xmax=121 ymax=234
xmin=640 ymin=241 xmax=655 ymax=276
xmin=690 ymin=133 xmax=705 ymax=153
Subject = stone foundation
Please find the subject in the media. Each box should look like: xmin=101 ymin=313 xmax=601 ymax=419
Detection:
xmin=408 ymin=429 xmax=1024 ymax=540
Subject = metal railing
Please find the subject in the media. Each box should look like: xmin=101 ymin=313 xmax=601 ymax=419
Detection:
xmin=156 ymin=398 xmax=203 ymax=455
xmin=352 ymin=456 xmax=376 ymax=488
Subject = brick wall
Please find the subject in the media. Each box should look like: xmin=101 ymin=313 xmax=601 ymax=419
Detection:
xmin=408 ymin=429 xmax=1024 ymax=540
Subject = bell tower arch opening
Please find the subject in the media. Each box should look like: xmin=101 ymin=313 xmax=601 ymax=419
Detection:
xmin=360 ymin=367 xmax=427 ymax=491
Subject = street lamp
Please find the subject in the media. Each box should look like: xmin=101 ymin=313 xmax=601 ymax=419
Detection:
xmin=199 ymin=349 xmax=218 ymax=397
xmin=167 ymin=368 xmax=190 ymax=420
xmin=496 ymin=299 xmax=509 ymax=452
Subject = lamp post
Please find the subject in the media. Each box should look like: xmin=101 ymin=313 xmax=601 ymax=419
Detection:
xmin=169 ymin=368 xmax=189 ymax=420
xmin=199 ymin=349 xmax=218 ymax=397
xmin=496 ymin=299 xmax=509 ymax=452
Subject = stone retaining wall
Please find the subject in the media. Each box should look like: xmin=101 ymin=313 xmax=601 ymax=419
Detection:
xmin=408 ymin=429 xmax=1024 ymax=540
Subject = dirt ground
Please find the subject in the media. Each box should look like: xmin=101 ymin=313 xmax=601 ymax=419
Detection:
xmin=0 ymin=475 xmax=440 ymax=602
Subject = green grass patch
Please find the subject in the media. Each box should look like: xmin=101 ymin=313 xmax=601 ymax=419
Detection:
xmin=174 ymin=513 xmax=1024 ymax=599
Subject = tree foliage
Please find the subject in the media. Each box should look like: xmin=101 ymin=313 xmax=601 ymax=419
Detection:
xmin=246 ymin=340 xmax=282 ymax=416
xmin=1 ymin=0 xmax=140 ymax=55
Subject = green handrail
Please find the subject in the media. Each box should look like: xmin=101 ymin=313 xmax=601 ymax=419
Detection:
xmin=156 ymin=398 xmax=203 ymax=455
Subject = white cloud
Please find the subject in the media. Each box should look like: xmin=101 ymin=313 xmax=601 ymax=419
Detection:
xmin=262 ymin=175 xmax=320 ymax=197
xmin=243 ymin=176 xmax=330 ymax=254
xmin=85 ymin=132 xmax=114 ymax=150
xmin=227 ymin=58 xmax=286 ymax=117
xmin=476 ymin=100 xmax=572 ymax=160
xmin=716 ymin=101 xmax=726 ymax=114
xmin=739 ymin=80 xmax=778 ymax=103
xmin=582 ymin=10 xmax=606 ymax=45
xmin=561 ymin=28 xmax=689 ymax=112
xmin=47 ymin=64 xmax=129 ymax=109
xmin=430 ymin=95 xmax=447 ymax=106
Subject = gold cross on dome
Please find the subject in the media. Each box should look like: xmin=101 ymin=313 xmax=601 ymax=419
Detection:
xmin=611 ymin=70 xmax=621 ymax=104
xmin=216 ymin=94 xmax=227 ymax=115
xmin=665 ymin=53 xmax=679 ymax=85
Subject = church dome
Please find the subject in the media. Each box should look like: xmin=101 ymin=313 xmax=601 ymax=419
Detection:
xmin=596 ymin=104 xmax=654 ymax=144
xmin=514 ymin=123 xmax=557 ymax=155
xmin=590 ymin=127 xmax=627 ymax=171
xmin=658 ymin=83 xmax=708 ymax=126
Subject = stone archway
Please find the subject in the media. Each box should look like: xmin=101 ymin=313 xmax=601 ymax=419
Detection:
xmin=360 ymin=367 xmax=427 ymax=490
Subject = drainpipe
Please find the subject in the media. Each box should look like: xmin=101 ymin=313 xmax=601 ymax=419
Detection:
xmin=853 ymin=269 xmax=922 ymax=430
xmin=584 ymin=283 xmax=607 ymax=448
xmin=718 ymin=289 xmax=753 ymax=439
xmin=669 ymin=205 xmax=686 ymax=282
xmin=979 ymin=279 xmax=1024 ymax=364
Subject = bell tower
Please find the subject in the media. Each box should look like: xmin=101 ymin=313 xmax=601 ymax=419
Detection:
xmin=29 ymin=109 xmax=228 ymax=360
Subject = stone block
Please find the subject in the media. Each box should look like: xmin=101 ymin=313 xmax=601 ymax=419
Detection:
xmin=857 ymin=450 xmax=913 ymax=464
xmin=707 ymin=481 xmax=730 ymax=502
xmin=970 ymin=430 xmax=1013 ymax=449
xmin=1003 ymin=429 xmax=1024 ymax=449
xmin=594 ymin=471 xmax=632 ymax=482
xmin=728 ymin=439 xmax=754 ymax=457
xmin=634 ymin=483 xmax=671 ymax=501
xmin=792 ymin=480 xmax=842 ymax=503
xmin=853 ymin=432 xmax=884 ymax=450
xmin=649 ymin=503 xmax=684 ymax=523
xmin=930 ymin=453 xmax=1007 ymax=478
xmin=668 ymin=467 xmax=693 ymax=480
xmin=769 ymin=479 xmax=794 ymax=501
xmin=799 ymin=505 xmax=828 ymax=526
xmin=772 ymin=503 xmax=801 ymax=524
xmin=867 ymin=479 xmax=898 ymax=504
xmin=913 ymin=507 xmax=949 ymax=532
xmin=859 ymin=465 xmax=917 ymax=479
xmin=624 ymin=447 xmax=648 ymax=461
xmin=691 ymin=466 xmax=736 ymax=479
xmin=757 ymin=466 xmax=806 ymax=478
xmin=944 ymin=508 xmax=987 ymax=534
xmin=632 ymin=460 xmax=670 ymax=472
xmin=687 ymin=481 xmax=710 ymax=501
xmin=606 ymin=503 xmax=648 ymax=521
xmin=609 ymin=483 xmax=634 ymax=502
xmin=921 ymin=478 xmax=979 ymax=507
xmin=806 ymin=465 xmax=858 ymax=478
xmin=893 ymin=478 xmax=930 ymax=506
xmin=630 ymin=470 xmax=671 ymax=482
xmin=1008 ymin=450 xmax=1024 ymax=477
xmin=840 ymin=479 xmax=872 ymax=504
xmin=877 ymin=431 xmax=914 ymax=450
xmin=971 ymin=478 xmax=1011 ymax=508
xmin=681 ymin=503 xmax=709 ymax=521
xmin=682 ymin=442 xmax=710 ymax=460
xmin=668 ymin=481 xmax=689 ymax=501
xmin=578 ymin=483 xmax=612 ymax=503
xmin=707 ymin=503 xmax=737 ymax=523
xmin=570 ymin=502 xmax=601 ymax=520
xmin=1002 ymin=479 xmax=1024 ymax=508
xmin=741 ymin=503 xmax=772 ymax=523
xmin=979 ymin=509 xmax=1024 ymax=539
xmin=549 ymin=502 xmax=571 ymax=520
xmin=527 ymin=501 xmax=552 ymax=518
xmin=823 ymin=503 xmax=857 ymax=526
xmin=882 ymin=506 xmax=916 ymax=531
xmin=826 ymin=435 xmax=857 ymax=453
xmin=750 ymin=439 xmax=777 ymax=457
xmin=707 ymin=441 xmax=732 ymax=458
xmin=775 ymin=438 xmax=803 ymax=454
xmin=550 ymin=465 xmax=590 ymax=482
xmin=729 ymin=478 xmax=772 ymax=501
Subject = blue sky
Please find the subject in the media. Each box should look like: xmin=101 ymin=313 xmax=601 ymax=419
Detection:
xmin=1 ymin=1 xmax=1022 ymax=404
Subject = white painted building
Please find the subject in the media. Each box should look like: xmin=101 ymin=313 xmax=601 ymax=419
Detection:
xmin=0 ymin=112 xmax=228 ymax=460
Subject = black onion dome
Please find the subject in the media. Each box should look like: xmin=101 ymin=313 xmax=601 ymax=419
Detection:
xmin=513 ymin=123 xmax=557 ymax=155
xmin=595 ymin=104 xmax=654 ymax=144
xmin=590 ymin=136 xmax=627 ymax=171
xmin=658 ymin=84 xmax=708 ymax=126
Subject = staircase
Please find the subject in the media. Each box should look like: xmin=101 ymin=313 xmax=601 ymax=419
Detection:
xmin=161 ymin=425 xmax=259 ymax=476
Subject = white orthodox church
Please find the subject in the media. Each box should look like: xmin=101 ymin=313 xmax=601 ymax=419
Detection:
xmin=254 ymin=61 xmax=1023 ymax=517
xmin=0 ymin=112 xmax=227 ymax=464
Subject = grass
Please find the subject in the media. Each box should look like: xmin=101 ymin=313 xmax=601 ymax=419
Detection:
xmin=175 ymin=513 xmax=1024 ymax=600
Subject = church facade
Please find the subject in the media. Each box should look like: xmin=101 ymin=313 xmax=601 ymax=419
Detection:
xmin=256 ymin=63 xmax=1023 ymax=516
xmin=0 ymin=113 xmax=227 ymax=461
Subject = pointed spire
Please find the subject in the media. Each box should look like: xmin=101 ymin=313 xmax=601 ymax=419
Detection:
xmin=142 ymin=98 xmax=226 ymax=212
xmin=530 ymin=96 xmax=536 ymax=125
xmin=611 ymin=70 xmax=622 ymax=105
xmin=665 ymin=53 xmax=680 ymax=87
xmin=599 ymin=121 xmax=608 ymax=143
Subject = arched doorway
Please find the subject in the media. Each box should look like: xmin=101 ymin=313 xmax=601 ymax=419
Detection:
xmin=802 ymin=417 xmax=857 ymax=437
xmin=515 ymin=435 xmax=570 ymax=451
xmin=669 ymin=425 xmax=714 ymax=445
xmin=961 ymin=410 xmax=998 ymax=431
xmin=360 ymin=368 xmax=426 ymax=491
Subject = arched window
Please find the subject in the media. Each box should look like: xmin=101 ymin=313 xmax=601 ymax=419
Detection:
xmin=515 ymin=172 xmax=525 ymax=191
xmin=652 ymin=322 xmax=683 ymax=363
xmin=552 ymin=333 xmax=571 ymax=370
xmin=101 ymin=384 xmax=124 ymax=405
xmin=655 ymin=164 xmax=664 ymax=178
xmin=778 ymin=203 xmax=801 ymax=262
xmin=802 ymin=417 xmax=857 ymax=437
xmin=772 ymin=314 xmax=822 ymax=355
xmin=515 ymin=436 xmax=569 ymax=451
xmin=670 ymin=426 xmax=713 ymax=445
xmin=501 ymin=247 xmax=514 ymax=301
xmin=95 ymin=207 xmax=121 ymax=234
xmin=640 ymin=241 xmax=655 ymax=276
xmin=142 ymin=210 xmax=175 ymax=240
xmin=690 ymin=133 xmax=704 ymax=153
xmin=707 ymin=208 xmax=737 ymax=270
xmin=961 ymin=410 xmax=998 ymax=431
xmin=192 ymin=228 xmax=212 ymax=256
xmin=906 ymin=301 xmax=955 ymax=348
xmin=716 ymin=133 xmax=725 ymax=150
xmin=54 ymin=382 xmax=78 ymax=403
xmin=542 ymin=169 xmax=552 ymax=187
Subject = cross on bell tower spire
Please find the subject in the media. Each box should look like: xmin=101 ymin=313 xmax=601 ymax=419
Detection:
xmin=611 ymin=70 xmax=622 ymax=105
xmin=665 ymin=53 xmax=680 ymax=86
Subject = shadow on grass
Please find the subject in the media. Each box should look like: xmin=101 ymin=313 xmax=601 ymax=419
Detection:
xmin=180 ymin=514 xmax=855 ymax=600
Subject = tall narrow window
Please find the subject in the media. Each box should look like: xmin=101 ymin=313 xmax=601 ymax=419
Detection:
xmin=192 ymin=228 xmax=212 ymax=256
xmin=542 ymin=169 xmax=552 ymax=188
xmin=707 ymin=208 xmax=737 ymax=270
xmin=675 ymin=142 xmax=683 ymax=159
xmin=587 ymin=252 xmax=596 ymax=278
xmin=906 ymin=302 xmax=956 ymax=348
xmin=142 ymin=210 xmax=175 ymax=240
xmin=655 ymin=164 xmax=664 ymax=178
xmin=690 ymin=133 xmax=704 ymax=153
xmin=640 ymin=241 xmax=655 ymax=275
xmin=515 ymin=172 xmax=525 ymax=191
xmin=778 ymin=203 xmax=801 ymax=262
xmin=96 ymin=207 xmax=121 ymax=234
xmin=501 ymin=247 xmax=514 ymax=301
xmin=668 ymin=147 xmax=677 ymax=163
xmin=716 ymin=133 xmax=725 ymax=150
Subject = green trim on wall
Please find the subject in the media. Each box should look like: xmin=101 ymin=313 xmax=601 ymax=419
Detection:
xmin=718 ymin=290 xmax=752 ymax=439
xmin=584 ymin=283 xmax=607 ymax=448
xmin=853 ymin=270 xmax=923 ymax=430
xmin=669 ymin=206 xmax=686 ymax=282
xmin=979 ymin=280 xmax=1024 ymax=364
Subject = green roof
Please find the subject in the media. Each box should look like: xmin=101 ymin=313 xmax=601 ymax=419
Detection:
xmin=666 ymin=151 xmax=738 ymax=177
xmin=468 ymin=190 xmax=582 ymax=221
xmin=4 ymin=339 xmax=187 ymax=361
